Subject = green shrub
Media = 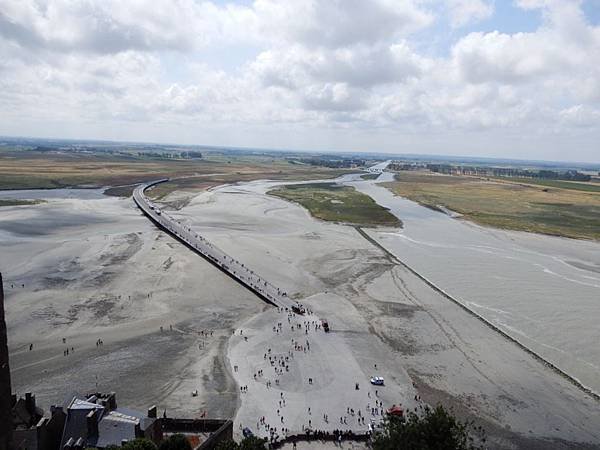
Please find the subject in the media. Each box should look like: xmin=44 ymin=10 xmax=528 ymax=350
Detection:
xmin=215 ymin=436 xmax=267 ymax=450
xmin=121 ymin=438 xmax=157 ymax=450
xmin=372 ymin=404 xmax=485 ymax=450
xmin=158 ymin=434 xmax=192 ymax=450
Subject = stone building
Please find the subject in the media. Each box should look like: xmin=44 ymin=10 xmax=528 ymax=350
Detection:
xmin=59 ymin=393 xmax=232 ymax=450
xmin=60 ymin=393 xmax=161 ymax=449
xmin=11 ymin=393 xmax=65 ymax=450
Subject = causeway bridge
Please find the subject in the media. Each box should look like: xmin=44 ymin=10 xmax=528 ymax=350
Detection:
xmin=133 ymin=180 xmax=297 ymax=310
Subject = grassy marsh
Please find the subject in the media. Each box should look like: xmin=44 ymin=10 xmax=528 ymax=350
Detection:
xmin=269 ymin=182 xmax=401 ymax=227
xmin=384 ymin=171 xmax=600 ymax=240
xmin=0 ymin=199 xmax=45 ymax=207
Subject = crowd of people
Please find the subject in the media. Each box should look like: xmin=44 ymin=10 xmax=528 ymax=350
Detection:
xmin=232 ymin=304 xmax=401 ymax=445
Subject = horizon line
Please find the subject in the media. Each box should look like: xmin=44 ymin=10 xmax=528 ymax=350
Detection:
xmin=1 ymin=134 xmax=599 ymax=168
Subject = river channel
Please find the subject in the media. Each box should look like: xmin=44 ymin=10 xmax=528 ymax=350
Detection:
xmin=349 ymin=172 xmax=600 ymax=395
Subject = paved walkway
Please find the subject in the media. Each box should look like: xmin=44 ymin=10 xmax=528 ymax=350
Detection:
xmin=133 ymin=181 xmax=297 ymax=310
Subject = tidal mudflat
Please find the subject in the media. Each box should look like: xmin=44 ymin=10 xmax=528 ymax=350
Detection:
xmin=4 ymin=177 xmax=600 ymax=449
xmin=1 ymin=189 xmax=261 ymax=417
xmin=167 ymin=179 xmax=600 ymax=449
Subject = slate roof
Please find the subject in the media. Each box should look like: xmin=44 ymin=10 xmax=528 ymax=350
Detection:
xmin=59 ymin=397 xmax=105 ymax=449
xmin=95 ymin=410 xmax=140 ymax=448
xmin=60 ymin=395 xmax=155 ymax=449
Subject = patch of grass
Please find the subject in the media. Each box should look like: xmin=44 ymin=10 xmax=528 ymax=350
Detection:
xmin=384 ymin=171 xmax=600 ymax=240
xmin=492 ymin=177 xmax=600 ymax=193
xmin=0 ymin=199 xmax=45 ymax=207
xmin=360 ymin=173 xmax=381 ymax=180
xmin=103 ymin=184 xmax=138 ymax=197
xmin=269 ymin=182 xmax=401 ymax=227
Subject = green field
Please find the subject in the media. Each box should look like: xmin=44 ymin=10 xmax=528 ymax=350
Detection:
xmin=384 ymin=171 xmax=600 ymax=240
xmin=0 ymin=148 xmax=352 ymax=194
xmin=269 ymin=183 xmax=401 ymax=227
xmin=493 ymin=177 xmax=600 ymax=193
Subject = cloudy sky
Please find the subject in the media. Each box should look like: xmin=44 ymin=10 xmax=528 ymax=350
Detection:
xmin=1 ymin=0 xmax=599 ymax=162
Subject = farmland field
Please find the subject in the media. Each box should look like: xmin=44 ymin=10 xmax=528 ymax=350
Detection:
xmin=384 ymin=171 xmax=600 ymax=240
xmin=0 ymin=147 xmax=352 ymax=193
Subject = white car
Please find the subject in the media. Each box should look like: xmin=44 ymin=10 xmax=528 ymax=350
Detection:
xmin=370 ymin=376 xmax=384 ymax=386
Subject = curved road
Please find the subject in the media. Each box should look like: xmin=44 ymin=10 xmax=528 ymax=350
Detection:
xmin=133 ymin=180 xmax=297 ymax=310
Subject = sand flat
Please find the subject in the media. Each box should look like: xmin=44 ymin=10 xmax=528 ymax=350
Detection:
xmin=4 ymin=180 xmax=600 ymax=449
xmin=173 ymin=180 xmax=600 ymax=448
xmin=2 ymin=190 xmax=261 ymax=417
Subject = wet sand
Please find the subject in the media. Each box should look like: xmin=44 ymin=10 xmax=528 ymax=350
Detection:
xmin=2 ymin=191 xmax=262 ymax=417
xmin=3 ymin=180 xmax=600 ymax=449
xmin=173 ymin=181 xmax=600 ymax=449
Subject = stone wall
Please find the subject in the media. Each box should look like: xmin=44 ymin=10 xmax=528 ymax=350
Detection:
xmin=0 ymin=273 xmax=13 ymax=450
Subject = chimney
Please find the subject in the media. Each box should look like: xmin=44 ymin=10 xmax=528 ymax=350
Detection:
xmin=105 ymin=392 xmax=117 ymax=411
xmin=147 ymin=406 xmax=157 ymax=419
xmin=74 ymin=437 xmax=84 ymax=450
xmin=86 ymin=410 xmax=98 ymax=437
xmin=25 ymin=392 xmax=36 ymax=414
xmin=108 ymin=392 xmax=117 ymax=411
xmin=64 ymin=437 xmax=74 ymax=450
xmin=134 ymin=422 xmax=142 ymax=439
xmin=0 ymin=272 xmax=13 ymax=450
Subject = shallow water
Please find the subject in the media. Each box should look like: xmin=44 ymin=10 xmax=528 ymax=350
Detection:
xmin=349 ymin=172 xmax=600 ymax=393
xmin=0 ymin=188 xmax=117 ymax=237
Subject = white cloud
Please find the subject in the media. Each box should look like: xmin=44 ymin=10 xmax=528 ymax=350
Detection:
xmin=559 ymin=105 xmax=600 ymax=128
xmin=0 ymin=0 xmax=434 ymax=54
xmin=447 ymin=0 xmax=494 ymax=28
xmin=0 ymin=0 xmax=599 ymax=161
xmin=0 ymin=0 xmax=204 ymax=53
xmin=251 ymin=0 xmax=433 ymax=48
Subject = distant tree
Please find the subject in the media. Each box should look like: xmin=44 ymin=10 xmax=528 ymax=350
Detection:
xmin=214 ymin=436 xmax=267 ymax=450
xmin=214 ymin=440 xmax=234 ymax=450
xmin=238 ymin=436 xmax=268 ymax=450
xmin=121 ymin=438 xmax=157 ymax=450
xmin=372 ymin=404 xmax=485 ymax=450
xmin=158 ymin=434 xmax=192 ymax=450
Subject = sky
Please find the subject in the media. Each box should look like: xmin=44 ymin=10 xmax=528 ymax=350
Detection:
xmin=0 ymin=0 xmax=599 ymax=162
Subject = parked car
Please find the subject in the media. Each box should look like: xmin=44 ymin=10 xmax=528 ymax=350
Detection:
xmin=370 ymin=376 xmax=384 ymax=386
